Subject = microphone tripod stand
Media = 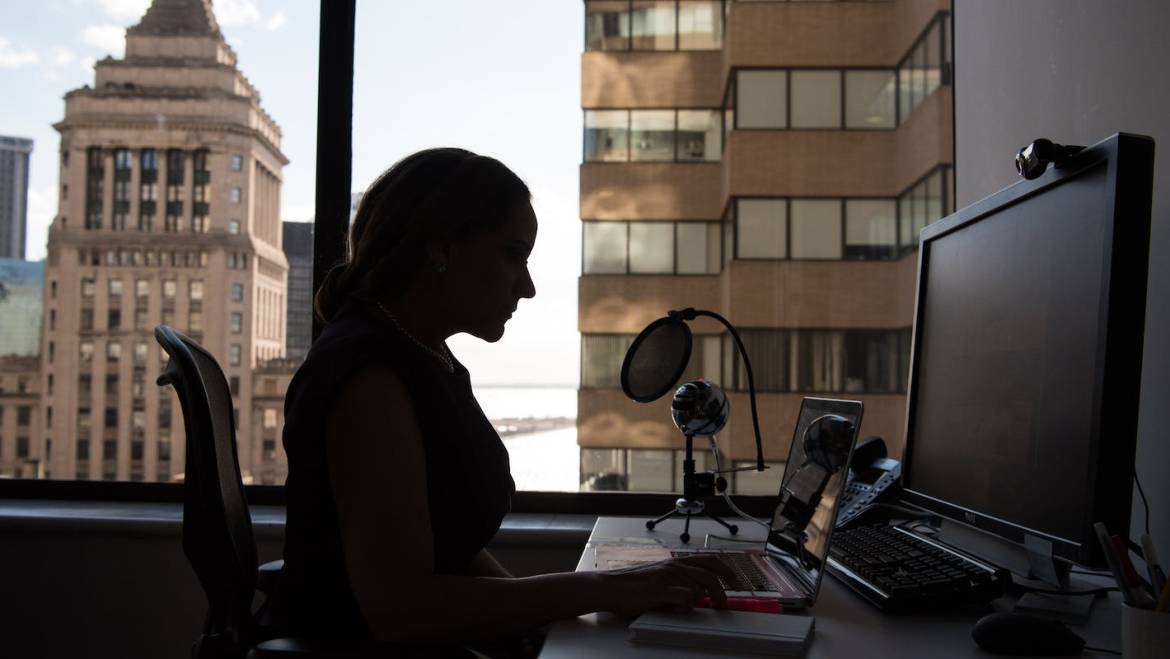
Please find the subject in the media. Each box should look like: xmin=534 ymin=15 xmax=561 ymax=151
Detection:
xmin=646 ymin=433 xmax=739 ymax=543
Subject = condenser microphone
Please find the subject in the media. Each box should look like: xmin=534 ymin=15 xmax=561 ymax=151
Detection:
xmin=620 ymin=308 xmax=765 ymax=472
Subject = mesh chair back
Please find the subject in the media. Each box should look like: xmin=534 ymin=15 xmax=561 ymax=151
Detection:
xmin=155 ymin=325 xmax=258 ymax=652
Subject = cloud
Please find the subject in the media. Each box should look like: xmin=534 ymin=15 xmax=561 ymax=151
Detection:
xmin=264 ymin=10 xmax=286 ymax=31
xmin=80 ymin=55 xmax=96 ymax=73
xmin=25 ymin=186 xmax=57 ymax=262
xmin=217 ymin=0 xmax=262 ymax=26
xmin=97 ymin=0 xmax=150 ymax=22
xmin=49 ymin=46 xmax=76 ymax=67
xmin=0 ymin=37 xmax=41 ymax=69
xmin=82 ymin=24 xmax=126 ymax=57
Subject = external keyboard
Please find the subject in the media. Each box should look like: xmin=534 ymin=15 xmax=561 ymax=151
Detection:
xmin=826 ymin=524 xmax=1007 ymax=612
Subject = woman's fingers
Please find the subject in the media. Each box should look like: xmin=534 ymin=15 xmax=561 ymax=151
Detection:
xmin=676 ymin=554 xmax=740 ymax=585
xmin=673 ymin=562 xmax=729 ymax=608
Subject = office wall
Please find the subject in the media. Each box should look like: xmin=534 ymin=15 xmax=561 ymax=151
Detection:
xmin=954 ymin=0 xmax=1170 ymax=557
xmin=0 ymin=520 xmax=582 ymax=658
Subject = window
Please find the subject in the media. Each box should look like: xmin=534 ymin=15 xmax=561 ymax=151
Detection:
xmin=736 ymin=70 xmax=787 ymax=129
xmin=80 ymin=308 xmax=94 ymax=331
xmin=230 ymin=187 xmax=242 ymax=204
xmin=107 ymin=309 xmax=122 ymax=330
xmin=678 ymin=1 xmax=723 ymax=50
xmin=229 ymin=376 xmax=240 ymax=396
xmin=230 ymin=283 xmax=244 ymax=302
xmin=229 ymin=344 xmax=242 ymax=367
xmin=189 ymin=280 xmax=203 ymax=301
xmin=631 ymin=1 xmax=676 ymax=51
xmin=81 ymin=277 xmax=95 ymax=297
xmin=676 ymin=110 xmax=721 ymax=161
xmin=581 ymin=335 xmax=635 ymax=387
xmin=228 ymin=220 xmax=240 ymax=235
xmin=17 ymin=406 xmax=32 ymax=426
xmin=583 ymin=223 xmax=628 ymax=274
xmin=844 ymin=200 xmax=897 ymax=260
xmin=584 ymin=110 xmax=629 ymax=162
xmin=790 ymin=70 xmax=842 ymax=129
xmin=163 ymin=280 xmax=176 ymax=299
xmin=264 ymin=409 xmax=278 ymax=429
xmin=230 ymin=154 xmax=243 ymax=171
xmin=845 ymin=70 xmax=896 ymax=129
xmin=628 ymin=222 xmax=674 ymax=273
xmin=586 ymin=1 xmax=630 ymax=51
xmin=230 ymin=311 xmax=242 ymax=334
xmin=675 ymin=222 xmax=721 ymax=274
xmin=736 ymin=199 xmax=787 ymax=259
xmin=789 ymin=200 xmax=842 ymax=259
xmin=630 ymin=110 xmax=675 ymax=161
xmin=106 ymin=342 xmax=122 ymax=362
xmin=134 ymin=342 xmax=148 ymax=363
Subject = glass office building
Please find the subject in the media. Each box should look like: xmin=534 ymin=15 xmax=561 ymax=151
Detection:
xmin=578 ymin=0 xmax=955 ymax=494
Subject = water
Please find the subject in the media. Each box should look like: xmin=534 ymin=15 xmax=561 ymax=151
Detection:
xmin=469 ymin=385 xmax=580 ymax=491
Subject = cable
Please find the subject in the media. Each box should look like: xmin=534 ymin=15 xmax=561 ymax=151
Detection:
xmin=1134 ymin=471 xmax=1150 ymax=536
xmin=706 ymin=437 xmax=770 ymax=530
xmin=1083 ymin=646 xmax=1121 ymax=656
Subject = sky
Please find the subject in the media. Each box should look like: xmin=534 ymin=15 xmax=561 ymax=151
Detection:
xmin=1 ymin=0 xmax=584 ymax=387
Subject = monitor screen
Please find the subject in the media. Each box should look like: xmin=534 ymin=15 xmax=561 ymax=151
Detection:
xmin=902 ymin=133 xmax=1153 ymax=566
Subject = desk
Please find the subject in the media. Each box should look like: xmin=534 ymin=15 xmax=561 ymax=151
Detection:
xmin=540 ymin=517 xmax=1123 ymax=658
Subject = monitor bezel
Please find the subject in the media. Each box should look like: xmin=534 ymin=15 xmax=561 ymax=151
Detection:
xmin=899 ymin=132 xmax=1154 ymax=569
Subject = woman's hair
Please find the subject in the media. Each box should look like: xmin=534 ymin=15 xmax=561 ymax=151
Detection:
xmin=314 ymin=148 xmax=531 ymax=323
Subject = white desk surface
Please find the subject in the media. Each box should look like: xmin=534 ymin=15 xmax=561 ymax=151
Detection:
xmin=539 ymin=517 xmax=1123 ymax=658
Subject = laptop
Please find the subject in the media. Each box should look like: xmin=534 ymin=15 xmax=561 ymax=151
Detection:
xmin=618 ymin=397 xmax=864 ymax=610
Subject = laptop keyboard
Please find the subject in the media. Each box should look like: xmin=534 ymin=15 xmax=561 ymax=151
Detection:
xmin=827 ymin=525 xmax=1006 ymax=612
xmin=674 ymin=551 xmax=780 ymax=592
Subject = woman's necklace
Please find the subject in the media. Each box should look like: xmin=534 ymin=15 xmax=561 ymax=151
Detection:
xmin=375 ymin=301 xmax=454 ymax=374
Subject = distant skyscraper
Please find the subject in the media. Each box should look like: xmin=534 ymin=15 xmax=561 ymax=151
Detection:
xmin=0 ymin=136 xmax=33 ymax=259
xmin=283 ymin=221 xmax=313 ymax=362
xmin=0 ymin=258 xmax=43 ymax=357
xmin=41 ymin=0 xmax=288 ymax=483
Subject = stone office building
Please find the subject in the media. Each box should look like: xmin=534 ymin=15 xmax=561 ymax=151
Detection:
xmin=38 ymin=0 xmax=289 ymax=482
xmin=578 ymin=0 xmax=954 ymax=493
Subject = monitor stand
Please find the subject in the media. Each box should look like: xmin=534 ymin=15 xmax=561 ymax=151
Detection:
xmin=1013 ymin=534 xmax=1102 ymax=625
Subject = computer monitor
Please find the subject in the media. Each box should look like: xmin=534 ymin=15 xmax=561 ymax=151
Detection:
xmin=900 ymin=133 xmax=1155 ymax=570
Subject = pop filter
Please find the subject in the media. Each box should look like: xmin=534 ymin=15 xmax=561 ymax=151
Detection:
xmin=620 ymin=315 xmax=692 ymax=403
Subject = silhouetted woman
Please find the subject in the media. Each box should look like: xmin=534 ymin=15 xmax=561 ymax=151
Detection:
xmin=278 ymin=148 xmax=733 ymax=656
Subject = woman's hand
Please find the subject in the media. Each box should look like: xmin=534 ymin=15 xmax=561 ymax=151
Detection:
xmin=596 ymin=555 xmax=739 ymax=617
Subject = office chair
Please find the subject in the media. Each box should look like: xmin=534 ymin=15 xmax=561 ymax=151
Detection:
xmin=154 ymin=325 xmax=335 ymax=658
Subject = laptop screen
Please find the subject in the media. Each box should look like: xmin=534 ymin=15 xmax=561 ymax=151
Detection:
xmin=765 ymin=397 xmax=863 ymax=592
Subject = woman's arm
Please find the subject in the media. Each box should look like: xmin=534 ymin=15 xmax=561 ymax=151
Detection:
xmin=326 ymin=366 xmax=736 ymax=644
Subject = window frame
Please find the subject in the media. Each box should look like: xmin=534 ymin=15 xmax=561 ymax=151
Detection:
xmin=0 ymin=0 xmax=781 ymax=516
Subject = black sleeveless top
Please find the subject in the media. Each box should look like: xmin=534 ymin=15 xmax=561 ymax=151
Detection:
xmin=277 ymin=297 xmax=515 ymax=639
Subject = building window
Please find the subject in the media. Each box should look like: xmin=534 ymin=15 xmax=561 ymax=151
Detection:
xmin=229 ymin=344 xmax=242 ymax=366
xmin=736 ymin=199 xmax=787 ymax=259
xmin=135 ymin=341 xmax=148 ymax=363
xmin=630 ymin=110 xmax=675 ymax=161
xmin=229 ymin=376 xmax=240 ymax=396
xmin=230 ymin=187 xmax=242 ymax=204
xmin=736 ymin=70 xmax=787 ymax=129
xmin=106 ymin=342 xmax=121 ymax=362
xmin=581 ymin=335 xmax=635 ymax=387
xmin=81 ymin=277 xmax=95 ymax=297
xmin=230 ymin=283 xmax=244 ymax=302
xmin=80 ymin=308 xmax=94 ymax=331
xmin=107 ymin=309 xmax=122 ymax=330
xmin=264 ymin=408 xmax=278 ymax=429
xmin=163 ymin=280 xmax=176 ymax=299
xmin=586 ymin=1 xmax=723 ymax=52
xmin=789 ymin=199 xmax=842 ymax=259
xmin=676 ymin=110 xmax=721 ymax=161
xmin=228 ymin=219 xmax=240 ymax=234
xmin=676 ymin=222 xmax=721 ymax=274
xmin=845 ymin=70 xmax=897 ymax=129
xmin=231 ymin=154 xmax=243 ymax=171
xmin=189 ymin=280 xmax=203 ymax=301
xmin=628 ymin=222 xmax=674 ymax=273
xmin=584 ymin=110 xmax=628 ymax=162
xmin=790 ymin=70 xmax=842 ymax=129
xmin=230 ymin=311 xmax=242 ymax=334
xmin=135 ymin=308 xmax=149 ymax=330
xmin=17 ymin=406 xmax=31 ymax=426
xmin=189 ymin=310 xmax=203 ymax=333
xmin=844 ymin=200 xmax=897 ymax=260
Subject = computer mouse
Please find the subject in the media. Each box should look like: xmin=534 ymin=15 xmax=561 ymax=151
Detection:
xmin=971 ymin=612 xmax=1085 ymax=656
